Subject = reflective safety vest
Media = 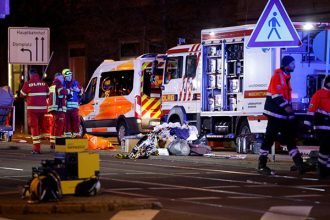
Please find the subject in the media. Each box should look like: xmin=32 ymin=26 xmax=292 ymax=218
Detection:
xmin=64 ymin=80 xmax=83 ymax=109
xmin=305 ymin=87 xmax=330 ymax=131
xmin=264 ymin=68 xmax=294 ymax=120
xmin=20 ymin=75 xmax=49 ymax=112
xmin=48 ymin=79 xmax=70 ymax=112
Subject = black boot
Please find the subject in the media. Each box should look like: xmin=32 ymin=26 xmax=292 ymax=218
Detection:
xmin=318 ymin=162 xmax=328 ymax=180
xmin=292 ymin=154 xmax=310 ymax=175
xmin=257 ymin=155 xmax=274 ymax=176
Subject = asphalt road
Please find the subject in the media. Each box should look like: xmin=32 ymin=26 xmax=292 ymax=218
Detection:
xmin=0 ymin=142 xmax=329 ymax=220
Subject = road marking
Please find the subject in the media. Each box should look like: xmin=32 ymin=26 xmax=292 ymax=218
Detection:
xmin=284 ymin=194 xmax=322 ymax=198
xmin=180 ymin=196 xmax=221 ymax=201
xmin=102 ymin=177 xmax=272 ymax=198
xmin=107 ymin=160 xmax=259 ymax=176
xmin=260 ymin=206 xmax=313 ymax=220
xmin=245 ymin=184 xmax=326 ymax=192
xmin=0 ymin=167 xmax=23 ymax=171
xmin=110 ymin=209 xmax=160 ymax=220
xmin=107 ymin=160 xmax=320 ymax=182
xmin=148 ymin=187 xmax=182 ymax=190
xmin=103 ymin=165 xmax=324 ymax=193
xmin=203 ymin=185 xmax=240 ymax=189
xmin=103 ymin=189 xmax=154 ymax=198
xmin=110 ymin=188 xmax=143 ymax=191
xmin=227 ymin=196 xmax=266 ymax=199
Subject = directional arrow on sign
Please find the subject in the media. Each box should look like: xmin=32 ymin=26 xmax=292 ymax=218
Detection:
xmin=21 ymin=48 xmax=32 ymax=61
xmin=35 ymin=37 xmax=39 ymax=61
xmin=41 ymin=37 xmax=44 ymax=61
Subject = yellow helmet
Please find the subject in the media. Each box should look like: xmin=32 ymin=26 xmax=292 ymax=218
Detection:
xmin=62 ymin=68 xmax=72 ymax=76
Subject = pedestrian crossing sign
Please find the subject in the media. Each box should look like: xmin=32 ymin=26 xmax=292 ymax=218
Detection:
xmin=247 ymin=0 xmax=301 ymax=48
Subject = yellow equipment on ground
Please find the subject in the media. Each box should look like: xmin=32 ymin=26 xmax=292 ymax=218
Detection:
xmin=54 ymin=138 xmax=100 ymax=195
xmin=22 ymin=138 xmax=100 ymax=203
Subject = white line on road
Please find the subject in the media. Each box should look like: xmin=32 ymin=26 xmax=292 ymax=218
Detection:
xmin=284 ymin=194 xmax=323 ymax=198
xmin=180 ymin=196 xmax=221 ymax=201
xmin=107 ymin=160 xmax=259 ymax=176
xmin=110 ymin=188 xmax=143 ymax=191
xmin=102 ymin=165 xmax=325 ymax=193
xmin=102 ymin=177 xmax=272 ymax=198
xmin=103 ymin=189 xmax=154 ymax=198
xmin=0 ymin=167 xmax=23 ymax=171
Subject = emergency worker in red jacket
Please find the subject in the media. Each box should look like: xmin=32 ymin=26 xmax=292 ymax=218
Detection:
xmin=48 ymin=73 xmax=70 ymax=149
xmin=62 ymin=68 xmax=83 ymax=138
xmin=20 ymin=69 xmax=49 ymax=154
xmin=304 ymin=75 xmax=330 ymax=179
xmin=258 ymin=56 xmax=310 ymax=175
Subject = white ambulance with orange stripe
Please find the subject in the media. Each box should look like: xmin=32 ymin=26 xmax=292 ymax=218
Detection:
xmin=162 ymin=23 xmax=330 ymax=148
xmin=79 ymin=54 xmax=164 ymax=142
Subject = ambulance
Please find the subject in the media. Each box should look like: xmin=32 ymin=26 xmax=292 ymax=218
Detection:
xmin=79 ymin=54 xmax=164 ymax=143
xmin=161 ymin=22 xmax=330 ymax=149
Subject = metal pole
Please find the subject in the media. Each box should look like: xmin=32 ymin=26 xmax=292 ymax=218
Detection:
xmin=24 ymin=65 xmax=28 ymax=133
xmin=326 ymin=30 xmax=330 ymax=74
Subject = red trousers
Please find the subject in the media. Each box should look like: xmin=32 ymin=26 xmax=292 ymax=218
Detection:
xmin=27 ymin=110 xmax=46 ymax=152
xmin=65 ymin=108 xmax=80 ymax=137
xmin=50 ymin=111 xmax=65 ymax=145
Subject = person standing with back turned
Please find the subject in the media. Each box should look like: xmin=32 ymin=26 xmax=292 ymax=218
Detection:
xmin=20 ymin=69 xmax=49 ymax=154
xmin=258 ymin=56 xmax=310 ymax=176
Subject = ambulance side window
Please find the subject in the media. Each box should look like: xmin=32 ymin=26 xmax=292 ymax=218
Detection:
xmin=99 ymin=70 xmax=134 ymax=97
xmin=83 ymin=77 xmax=97 ymax=104
xmin=186 ymin=55 xmax=197 ymax=78
xmin=164 ymin=56 xmax=183 ymax=84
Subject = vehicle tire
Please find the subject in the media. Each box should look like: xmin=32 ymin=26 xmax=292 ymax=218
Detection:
xmin=236 ymin=120 xmax=251 ymax=153
xmin=117 ymin=121 xmax=128 ymax=145
xmin=79 ymin=119 xmax=86 ymax=138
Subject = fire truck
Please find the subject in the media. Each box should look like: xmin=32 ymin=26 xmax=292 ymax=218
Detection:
xmin=161 ymin=23 xmax=330 ymax=150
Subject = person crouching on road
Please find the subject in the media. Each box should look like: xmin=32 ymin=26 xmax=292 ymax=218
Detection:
xmin=258 ymin=55 xmax=310 ymax=176
xmin=48 ymin=73 xmax=70 ymax=149
xmin=304 ymin=75 xmax=330 ymax=180
xmin=62 ymin=68 xmax=83 ymax=138
xmin=20 ymin=69 xmax=49 ymax=154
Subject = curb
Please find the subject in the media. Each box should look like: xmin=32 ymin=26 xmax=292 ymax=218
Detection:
xmin=0 ymin=193 xmax=162 ymax=215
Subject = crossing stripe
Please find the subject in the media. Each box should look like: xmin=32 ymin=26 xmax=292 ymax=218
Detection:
xmin=260 ymin=206 xmax=313 ymax=220
xmin=110 ymin=209 xmax=160 ymax=220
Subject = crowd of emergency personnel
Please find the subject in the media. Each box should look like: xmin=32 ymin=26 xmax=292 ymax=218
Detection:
xmin=17 ymin=56 xmax=330 ymax=181
xmin=20 ymin=68 xmax=82 ymax=154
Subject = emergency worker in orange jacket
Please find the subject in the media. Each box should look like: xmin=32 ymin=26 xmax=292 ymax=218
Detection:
xmin=304 ymin=75 xmax=330 ymax=179
xmin=20 ymin=69 xmax=49 ymax=154
xmin=48 ymin=73 xmax=70 ymax=149
xmin=62 ymin=68 xmax=83 ymax=138
xmin=258 ymin=56 xmax=310 ymax=175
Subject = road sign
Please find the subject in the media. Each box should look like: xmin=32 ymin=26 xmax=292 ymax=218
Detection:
xmin=8 ymin=27 xmax=50 ymax=65
xmin=247 ymin=0 xmax=301 ymax=48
